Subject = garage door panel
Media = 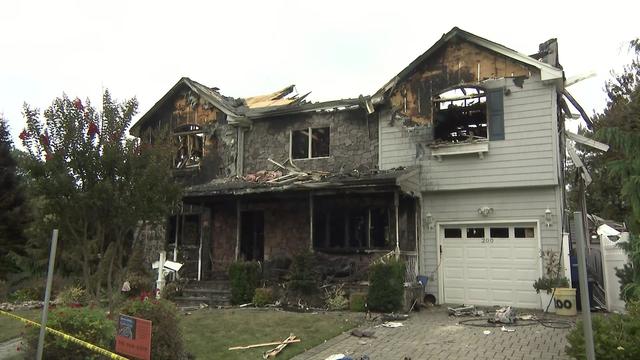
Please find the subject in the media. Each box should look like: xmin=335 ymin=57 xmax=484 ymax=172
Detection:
xmin=443 ymin=222 xmax=541 ymax=309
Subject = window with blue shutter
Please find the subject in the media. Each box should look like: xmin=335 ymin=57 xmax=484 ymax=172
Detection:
xmin=433 ymin=86 xmax=487 ymax=142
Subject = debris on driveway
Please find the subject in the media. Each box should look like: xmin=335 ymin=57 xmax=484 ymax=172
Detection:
xmin=501 ymin=326 xmax=516 ymax=333
xmin=483 ymin=330 xmax=491 ymax=335
xmin=350 ymin=329 xmax=375 ymax=338
xmin=380 ymin=321 xmax=404 ymax=328
xmin=447 ymin=305 xmax=483 ymax=316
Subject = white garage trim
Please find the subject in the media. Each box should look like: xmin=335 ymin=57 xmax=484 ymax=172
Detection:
xmin=435 ymin=219 xmax=543 ymax=307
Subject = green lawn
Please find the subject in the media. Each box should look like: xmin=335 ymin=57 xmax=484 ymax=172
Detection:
xmin=181 ymin=308 xmax=363 ymax=360
xmin=1 ymin=307 xmax=362 ymax=360
xmin=0 ymin=309 xmax=42 ymax=342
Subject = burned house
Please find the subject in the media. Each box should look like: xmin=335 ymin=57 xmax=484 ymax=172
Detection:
xmin=131 ymin=27 xmax=576 ymax=309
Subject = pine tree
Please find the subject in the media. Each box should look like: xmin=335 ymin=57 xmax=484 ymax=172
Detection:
xmin=0 ymin=117 xmax=29 ymax=277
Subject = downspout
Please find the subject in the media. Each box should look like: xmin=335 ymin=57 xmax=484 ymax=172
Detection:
xmin=237 ymin=127 xmax=245 ymax=177
xmin=394 ymin=190 xmax=400 ymax=259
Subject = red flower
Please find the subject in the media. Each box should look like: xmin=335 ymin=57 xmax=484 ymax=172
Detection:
xmin=39 ymin=134 xmax=49 ymax=146
xmin=87 ymin=122 xmax=99 ymax=137
xmin=73 ymin=98 xmax=84 ymax=111
xmin=19 ymin=129 xmax=28 ymax=140
xmin=45 ymin=153 xmax=53 ymax=161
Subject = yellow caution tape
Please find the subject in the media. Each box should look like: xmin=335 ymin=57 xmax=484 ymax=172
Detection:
xmin=0 ymin=309 xmax=129 ymax=360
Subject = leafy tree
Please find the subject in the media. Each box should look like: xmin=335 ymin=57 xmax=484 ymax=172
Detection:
xmin=0 ymin=117 xmax=30 ymax=277
xmin=18 ymin=91 xmax=181 ymax=306
xmin=576 ymin=39 xmax=640 ymax=302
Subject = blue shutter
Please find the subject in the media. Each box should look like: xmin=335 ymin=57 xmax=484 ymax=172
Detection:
xmin=487 ymin=88 xmax=504 ymax=141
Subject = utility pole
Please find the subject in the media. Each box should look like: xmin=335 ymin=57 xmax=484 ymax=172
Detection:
xmin=37 ymin=229 xmax=58 ymax=360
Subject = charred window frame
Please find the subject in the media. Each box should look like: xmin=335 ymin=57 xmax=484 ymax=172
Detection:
xmin=173 ymin=124 xmax=204 ymax=169
xmin=433 ymin=86 xmax=488 ymax=143
xmin=314 ymin=206 xmax=391 ymax=251
xmin=291 ymin=127 xmax=330 ymax=159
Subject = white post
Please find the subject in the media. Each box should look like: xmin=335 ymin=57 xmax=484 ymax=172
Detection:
xmin=37 ymin=229 xmax=58 ymax=360
xmin=394 ymin=191 xmax=400 ymax=260
xmin=156 ymin=250 xmax=166 ymax=299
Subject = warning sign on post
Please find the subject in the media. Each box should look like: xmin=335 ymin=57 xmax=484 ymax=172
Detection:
xmin=116 ymin=314 xmax=152 ymax=360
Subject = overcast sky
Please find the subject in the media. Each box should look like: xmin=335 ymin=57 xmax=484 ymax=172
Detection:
xmin=1 ymin=0 xmax=638 ymax=143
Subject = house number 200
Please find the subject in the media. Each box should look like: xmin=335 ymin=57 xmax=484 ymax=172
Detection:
xmin=481 ymin=238 xmax=494 ymax=244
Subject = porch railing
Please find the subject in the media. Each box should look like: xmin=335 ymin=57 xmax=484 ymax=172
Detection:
xmin=372 ymin=250 xmax=419 ymax=283
xmin=400 ymin=251 xmax=419 ymax=283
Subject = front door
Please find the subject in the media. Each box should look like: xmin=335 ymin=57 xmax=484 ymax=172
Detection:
xmin=240 ymin=211 xmax=264 ymax=261
xmin=169 ymin=214 xmax=201 ymax=280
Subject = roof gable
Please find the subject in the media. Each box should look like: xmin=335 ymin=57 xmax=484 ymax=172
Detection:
xmin=373 ymin=27 xmax=563 ymax=101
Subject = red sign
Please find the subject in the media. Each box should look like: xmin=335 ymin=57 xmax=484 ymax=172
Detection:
xmin=116 ymin=314 xmax=152 ymax=360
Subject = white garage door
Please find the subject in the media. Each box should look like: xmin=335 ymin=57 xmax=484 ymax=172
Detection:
xmin=442 ymin=223 xmax=541 ymax=309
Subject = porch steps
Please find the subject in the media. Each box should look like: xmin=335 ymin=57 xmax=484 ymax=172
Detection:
xmin=174 ymin=280 xmax=232 ymax=309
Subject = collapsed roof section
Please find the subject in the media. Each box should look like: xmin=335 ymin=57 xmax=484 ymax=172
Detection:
xmin=130 ymin=27 xmax=572 ymax=136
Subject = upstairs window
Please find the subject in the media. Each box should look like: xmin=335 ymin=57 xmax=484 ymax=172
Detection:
xmin=291 ymin=127 xmax=330 ymax=159
xmin=433 ymin=86 xmax=504 ymax=143
xmin=173 ymin=124 xmax=204 ymax=169
xmin=433 ymin=86 xmax=487 ymax=143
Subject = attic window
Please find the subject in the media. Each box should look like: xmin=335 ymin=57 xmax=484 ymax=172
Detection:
xmin=291 ymin=127 xmax=330 ymax=159
xmin=433 ymin=86 xmax=487 ymax=143
xmin=173 ymin=124 xmax=204 ymax=169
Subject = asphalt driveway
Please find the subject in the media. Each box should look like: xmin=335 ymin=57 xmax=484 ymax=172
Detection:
xmin=292 ymin=306 xmax=575 ymax=360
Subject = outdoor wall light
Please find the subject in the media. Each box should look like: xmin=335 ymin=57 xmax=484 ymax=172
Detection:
xmin=545 ymin=208 xmax=552 ymax=227
xmin=426 ymin=212 xmax=434 ymax=230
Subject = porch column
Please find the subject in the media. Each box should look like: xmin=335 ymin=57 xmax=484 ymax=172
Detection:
xmin=394 ymin=190 xmax=400 ymax=259
xmin=235 ymin=199 xmax=241 ymax=261
xmin=309 ymin=193 xmax=314 ymax=252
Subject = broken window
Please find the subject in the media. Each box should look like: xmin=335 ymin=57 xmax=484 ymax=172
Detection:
xmin=173 ymin=124 xmax=204 ymax=169
xmin=433 ymin=86 xmax=487 ymax=143
xmin=291 ymin=127 xmax=330 ymax=159
xmin=314 ymin=206 xmax=390 ymax=250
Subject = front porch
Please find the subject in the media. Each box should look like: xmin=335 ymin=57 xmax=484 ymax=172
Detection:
xmin=171 ymin=168 xmax=421 ymax=285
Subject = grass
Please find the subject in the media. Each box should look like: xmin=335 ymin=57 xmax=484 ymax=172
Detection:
xmin=181 ymin=308 xmax=363 ymax=359
xmin=1 ymin=306 xmax=363 ymax=360
xmin=0 ymin=309 xmax=42 ymax=342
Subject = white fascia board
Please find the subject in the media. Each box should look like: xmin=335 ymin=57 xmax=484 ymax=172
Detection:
xmin=565 ymin=130 xmax=610 ymax=152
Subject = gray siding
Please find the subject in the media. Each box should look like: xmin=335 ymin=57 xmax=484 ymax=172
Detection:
xmin=420 ymin=186 xmax=563 ymax=301
xmin=379 ymin=76 xmax=560 ymax=191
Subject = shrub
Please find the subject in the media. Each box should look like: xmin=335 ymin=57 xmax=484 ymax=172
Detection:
xmin=160 ymin=282 xmax=182 ymax=301
xmin=123 ymin=245 xmax=154 ymax=297
xmin=367 ymin=259 xmax=405 ymax=312
xmin=120 ymin=298 xmax=186 ymax=360
xmin=24 ymin=306 xmax=114 ymax=359
xmin=228 ymin=261 xmax=260 ymax=305
xmin=9 ymin=287 xmax=41 ymax=302
xmin=566 ymin=312 xmax=640 ymax=359
xmin=288 ymin=252 xmax=317 ymax=294
xmin=532 ymin=276 xmax=570 ymax=294
xmin=56 ymin=285 xmax=88 ymax=306
xmin=349 ymin=292 xmax=367 ymax=312
xmin=253 ymin=287 xmax=274 ymax=306
xmin=325 ymin=286 xmax=349 ymax=311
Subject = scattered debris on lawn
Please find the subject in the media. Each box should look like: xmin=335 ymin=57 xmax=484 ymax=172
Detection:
xmin=501 ymin=326 xmax=515 ymax=332
xmin=380 ymin=321 xmax=404 ymax=328
xmin=263 ymin=333 xmax=298 ymax=358
xmin=239 ymin=303 xmax=253 ymax=308
xmin=229 ymin=337 xmax=301 ymax=351
xmin=350 ymin=329 xmax=376 ymax=338
xmin=0 ymin=301 xmax=46 ymax=311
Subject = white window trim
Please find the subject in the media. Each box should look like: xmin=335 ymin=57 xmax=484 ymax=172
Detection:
xmin=290 ymin=127 xmax=331 ymax=160
xmin=430 ymin=140 xmax=489 ymax=161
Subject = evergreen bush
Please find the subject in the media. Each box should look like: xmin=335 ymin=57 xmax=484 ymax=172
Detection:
xmin=120 ymin=298 xmax=187 ymax=360
xmin=228 ymin=261 xmax=260 ymax=304
xmin=367 ymin=259 xmax=405 ymax=312
xmin=288 ymin=252 xmax=317 ymax=294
